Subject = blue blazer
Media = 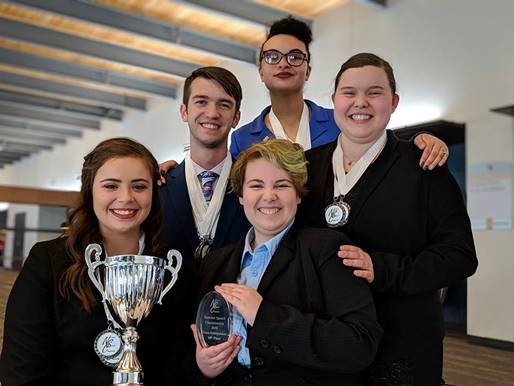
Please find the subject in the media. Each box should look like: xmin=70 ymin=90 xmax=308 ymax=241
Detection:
xmin=160 ymin=161 xmax=250 ymax=266
xmin=230 ymin=99 xmax=340 ymax=158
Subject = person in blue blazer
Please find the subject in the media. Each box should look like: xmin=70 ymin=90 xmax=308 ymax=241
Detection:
xmin=230 ymin=17 xmax=449 ymax=171
xmin=230 ymin=99 xmax=338 ymax=157
xmin=160 ymin=67 xmax=250 ymax=272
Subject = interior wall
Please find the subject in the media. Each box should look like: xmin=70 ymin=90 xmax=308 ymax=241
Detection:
xmin=308 ymin=0 xmax=514 ymax=343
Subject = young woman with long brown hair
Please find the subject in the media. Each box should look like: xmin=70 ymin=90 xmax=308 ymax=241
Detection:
xmin=0 ymin=137 xmax=193 ymax=386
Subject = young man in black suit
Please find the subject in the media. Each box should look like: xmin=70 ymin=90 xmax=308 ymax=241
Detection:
xmin=160 ymin=67 xmax=250 ymax=269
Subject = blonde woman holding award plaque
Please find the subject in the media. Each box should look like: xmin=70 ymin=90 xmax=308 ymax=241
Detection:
xmin=189 ymin=139 xmax=382 ymax=386
xmin=0 ymin=138 xmax=194 ymax=386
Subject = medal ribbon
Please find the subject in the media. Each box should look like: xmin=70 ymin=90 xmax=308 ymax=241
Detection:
xmin=185 ymin=152 xmax=232 ymax=240
xmin=332 ymin=131 xmax=387 ymax=199
xmin=269 ymin=101 xmax=312 ymax=150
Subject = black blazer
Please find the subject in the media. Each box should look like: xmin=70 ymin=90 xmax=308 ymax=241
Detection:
xmin=195 ymin=224 xmax=382 ymax=386
xmin=0 ymin=237 xmax=194 ymax=386
xmin=302 ymin=131 xmax=478 ymax=385
xmin=160 ymin=160 xmax=250 ymax=266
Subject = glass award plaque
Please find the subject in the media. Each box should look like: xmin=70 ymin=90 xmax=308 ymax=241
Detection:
xmin=195 ymin=291 xmax=232 ymax=347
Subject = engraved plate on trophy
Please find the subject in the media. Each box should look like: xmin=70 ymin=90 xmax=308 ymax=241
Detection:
xmin=195 ymin=291 xmax=232 ymax=347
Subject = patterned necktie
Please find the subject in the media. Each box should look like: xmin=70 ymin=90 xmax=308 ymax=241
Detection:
xmin=198 ymin=171 xmax=218 ymax=202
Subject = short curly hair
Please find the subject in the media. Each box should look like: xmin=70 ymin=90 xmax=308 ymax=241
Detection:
xmin=259 ymin=16 xmax=312 ymax=64
xmin=231 ymin=139 xmax=308 ymax=197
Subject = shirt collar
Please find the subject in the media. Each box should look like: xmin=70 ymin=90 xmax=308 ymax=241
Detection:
xmin=241 ymin=219 xmax=294 ymax=268
xmin=190 ymin=158 xmax=225 ymax=176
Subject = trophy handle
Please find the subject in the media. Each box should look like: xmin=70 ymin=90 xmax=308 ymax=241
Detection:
xmin=158 ymin=249 xmax=183 ymax=305
xmin=84 ymin=243 xmax=106 ymax=301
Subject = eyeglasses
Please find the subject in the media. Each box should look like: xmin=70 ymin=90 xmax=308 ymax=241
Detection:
xmin=261 ymin=49 xmax=309 ymax=67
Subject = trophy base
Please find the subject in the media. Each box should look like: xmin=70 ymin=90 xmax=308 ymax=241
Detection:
xmin=113 ymin=370 xmax=144 ymax=386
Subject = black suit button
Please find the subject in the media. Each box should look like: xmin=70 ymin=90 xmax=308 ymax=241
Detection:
xmin=260 ymin=339 xmax=270 ymax=349
xmin=272 ymin=345 xmax=282 ymax=354
xmin=253 ymin=356 xmax=265 ymax=367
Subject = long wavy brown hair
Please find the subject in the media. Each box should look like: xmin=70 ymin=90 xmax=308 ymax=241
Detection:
xmin=59 ymin=137 xmax=165 ymax=311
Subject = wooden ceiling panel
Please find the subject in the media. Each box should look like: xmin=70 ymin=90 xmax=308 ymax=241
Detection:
xmin=0 ymin=3 xmax=219 ymax=67
xmin=94 ymin=0 xmax=267 ymax=47
xmin=255 ymin=0 xmax=351 ymax=19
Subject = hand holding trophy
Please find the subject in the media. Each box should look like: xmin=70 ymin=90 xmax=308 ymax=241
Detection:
xmin=85 ymin=243 xmax=182 ymax=386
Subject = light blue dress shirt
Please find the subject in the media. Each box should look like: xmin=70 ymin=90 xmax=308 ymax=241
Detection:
xmin=233 ymin=220 xmax=294 ymax=367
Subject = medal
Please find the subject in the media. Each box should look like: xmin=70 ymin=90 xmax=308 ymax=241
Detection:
xmin=325 ymin=197 xmax=351 ymax=227
xmin=94 ymin=328 xmax=124 ymax=367
xmin=194 ymin=236 xmax=213 ymax=261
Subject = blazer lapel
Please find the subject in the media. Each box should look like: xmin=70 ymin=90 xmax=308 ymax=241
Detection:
xmin=167 ymin=163 xmax=199 ymax=249
xmin=307 ymin=100 xmax=330 ymax=143
xmin=347 ymin=130 xmax=400 ymax=222
xmin=250 ymin=106 xmax=272 ymax=136
xmin=200 ymin=240 xmax=244 ymax=294
xmin=257 ymin=226 xmax=297 ymax=295
xmin=213 ymin=185 xmax=241 ymax=249
xmin=312 ymin=141 xmax=338 ymax=205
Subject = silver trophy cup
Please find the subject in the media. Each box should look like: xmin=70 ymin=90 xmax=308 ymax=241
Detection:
xmin=85 ymin=243 xmax=182 ymax=386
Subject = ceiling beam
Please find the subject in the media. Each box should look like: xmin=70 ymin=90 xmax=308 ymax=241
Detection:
xmin=0 ymin=100 xmax=102 ymax=129
xmin=0 ymin=152 xmax=23 ymax=161
xmin=9 ymin=0 xmax=256 ymax=64
xmin=0 ymin=126 xmax=67 ymax=144
xmin=1 ymin=134 xmax=59 ymax=148
xmin=181 ymin=0 xmax=311 ymax=26
xmin=0 ymin=148 xmax=32 ymax=157
xmin=0 ymin=117 xmax=84 ymax=138
xmin=0 ymin=48 xmax=177 ymax=98
xmin=0 ymin=70 xmax=146 ymax=110
xmin=0 ymin=159 xmax=23 ymax=168
xmin=0 ymin=89 xmax=123 ymax=120
xmin=2 ymin=142 xmax=45 ymax=153
xmin=356 ymin=0 xmax=387 ymax=6
xmin=0 ymin=17 xmax=199 ymax=79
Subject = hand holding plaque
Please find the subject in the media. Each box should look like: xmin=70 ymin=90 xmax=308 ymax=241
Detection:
xmin=195 ymin=291 xmax=233 ymax=347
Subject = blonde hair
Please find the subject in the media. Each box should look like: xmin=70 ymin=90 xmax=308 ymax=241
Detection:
xmin=231 ymin=139 xmax=308 ymax=196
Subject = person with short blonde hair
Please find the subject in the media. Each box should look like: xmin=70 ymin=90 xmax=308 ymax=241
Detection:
xmin=230 ymin=138 xmax=308 ymax=198
xmin=190 ymin=138 xmax=382 ymax=386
